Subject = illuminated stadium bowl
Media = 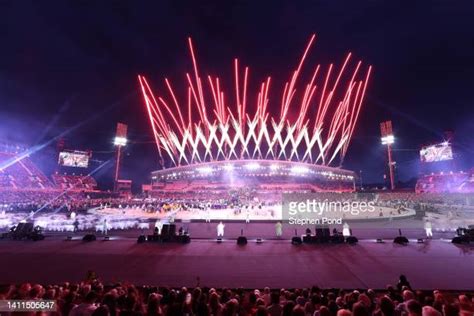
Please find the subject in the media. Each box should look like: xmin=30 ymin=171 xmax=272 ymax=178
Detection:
xmin=151 ymin=160 xmax=355 ymax=192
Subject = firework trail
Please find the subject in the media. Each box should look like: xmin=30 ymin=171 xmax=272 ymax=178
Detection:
xmin=138 ymin=34 xmax=372 ymax=167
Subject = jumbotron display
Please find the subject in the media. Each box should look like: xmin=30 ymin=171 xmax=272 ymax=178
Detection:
xmin=420 ymin=142 xmax=453 ymax=163
xmin=58 ymin=151 xmax=90 ymax=168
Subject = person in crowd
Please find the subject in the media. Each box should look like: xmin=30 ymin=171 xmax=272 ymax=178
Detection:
xmin=91 ymin=305 xmax=110 ymax=316
xmin=373 ymin=296 xmax=395 ymax=316
xmin=406 ymin=299 xmax=422 ymax=316
xmin=267 ymin=291 xmax=282 ymax=316
xmin=421 ymin=306 xmax=442 ymax=316
xmin=69 ymin=291 xmax=98 ymax=316
xmin=337 ymin=309 xmax=353 ymax=316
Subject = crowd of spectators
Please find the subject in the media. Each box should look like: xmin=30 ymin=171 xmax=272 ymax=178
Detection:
xmin=52 ymin=173 xmax=98 ymax=191
xmin=0 ymin=274 xmax=472 ymax=316
xmin=1 ymin=187 xmax=473 ymax=219
xmin=415 ymin=171 xmax=474 ymax=194
xmin=0 ymin=190 xmax=117 ymax=213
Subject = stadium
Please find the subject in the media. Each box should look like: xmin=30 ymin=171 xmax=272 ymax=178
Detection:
xmin=1 ymin=3 xmax=474 ymax=313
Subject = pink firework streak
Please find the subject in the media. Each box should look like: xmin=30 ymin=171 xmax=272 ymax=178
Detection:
xmin=138 ymin=34 xmax=372 ymax=167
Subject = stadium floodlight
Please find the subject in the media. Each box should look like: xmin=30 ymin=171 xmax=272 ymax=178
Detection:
xmin=114 ymin=136 xmax=127 ymax=147
xmin=380 ymin=121 xmax=395 ymax=190
xmin=381 ymin=135 xmax=395 ymax=145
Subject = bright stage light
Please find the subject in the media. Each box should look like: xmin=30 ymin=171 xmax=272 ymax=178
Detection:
xmin=114 ymin=136 xmax=127 ymax=146
xmin=245 ymin=162 xmax=260 ymax=170
xmin=270 ymin=164 xmax=280 ymax=171
xmin=197 ymin=166 xmax=213 ymax=174
xmin=290 ymin=166 xmax=309 ymax=174
xmin=381 ymin=135 xmax=395 ymax=145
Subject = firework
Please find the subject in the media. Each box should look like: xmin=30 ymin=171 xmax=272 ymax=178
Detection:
xmin=138 ymin=34 xmax=372 ymax=167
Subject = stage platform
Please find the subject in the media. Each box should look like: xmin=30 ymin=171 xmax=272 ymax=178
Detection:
xmin=39 ymin=220 xmax=456 ymax=240
xmin=1 ymin=235 xmax=473 ymax=290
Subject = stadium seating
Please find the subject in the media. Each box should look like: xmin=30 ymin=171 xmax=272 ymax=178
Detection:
xmin=51 ymin=173 xmax=98 ymax=191
xmin=153 ymin=178 xmax=354 ymax=196
xmin=415 ymin=171 xmax=472 ymax=193
xmin=0 ymin=152 xmax=53 ymax=189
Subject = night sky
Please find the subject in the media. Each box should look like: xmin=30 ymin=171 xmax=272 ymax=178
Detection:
xmin=1 ymin=1 xmax=474 ymax=189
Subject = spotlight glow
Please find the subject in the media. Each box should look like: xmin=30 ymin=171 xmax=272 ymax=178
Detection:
xmin=381 ymin=135 xmax=395 ymax=145
xmin=270 ymin=164 xmax=280 ymax=171
xmin=114 ymin=136 xmax=127 ymax=146
xmin=290 ymin=166 xmax=309 ymax=174
xmin=245 ymin=162 xmax=261 ymax=170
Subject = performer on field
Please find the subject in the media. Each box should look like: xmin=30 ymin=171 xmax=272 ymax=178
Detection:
xmin=73 ymin=219 xmax=79 ymax=233
xmin=342 ymin=222 xmax=351 ymax=237
xmin=217 ymin=221 xmax=225 ymax=237
xmin=275 ymin=221 xmax=283 ymax=237
xmin=424 ymin=219 xmax=433 ymax=238
xmin=245 ymin=208 xmax=250 ymax=223
xmin=155 ymin=219 xmax=163 ymax=235
xmin=103 ymin=218 xmax=108 ymax=236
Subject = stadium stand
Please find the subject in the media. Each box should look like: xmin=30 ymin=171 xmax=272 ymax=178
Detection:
xmin=0 ymin=152 xmax=53 ymax=189
xmin=415 ymin=171 xmax=473 ymax=193
xmin=52 ymin=173 xmax=98 ymax=191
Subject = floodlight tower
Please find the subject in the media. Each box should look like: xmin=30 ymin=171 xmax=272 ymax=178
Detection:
xmin=114 ymin=122 xmax=128 ymax=191
xmin=380 ymin=121 xmax=395 ymax=190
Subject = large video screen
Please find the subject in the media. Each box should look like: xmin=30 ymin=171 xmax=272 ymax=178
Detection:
xmin=420 ymin=142 xmax=453 ymax=162
xmin=58 ymin=151 xmax=90 ymax=168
